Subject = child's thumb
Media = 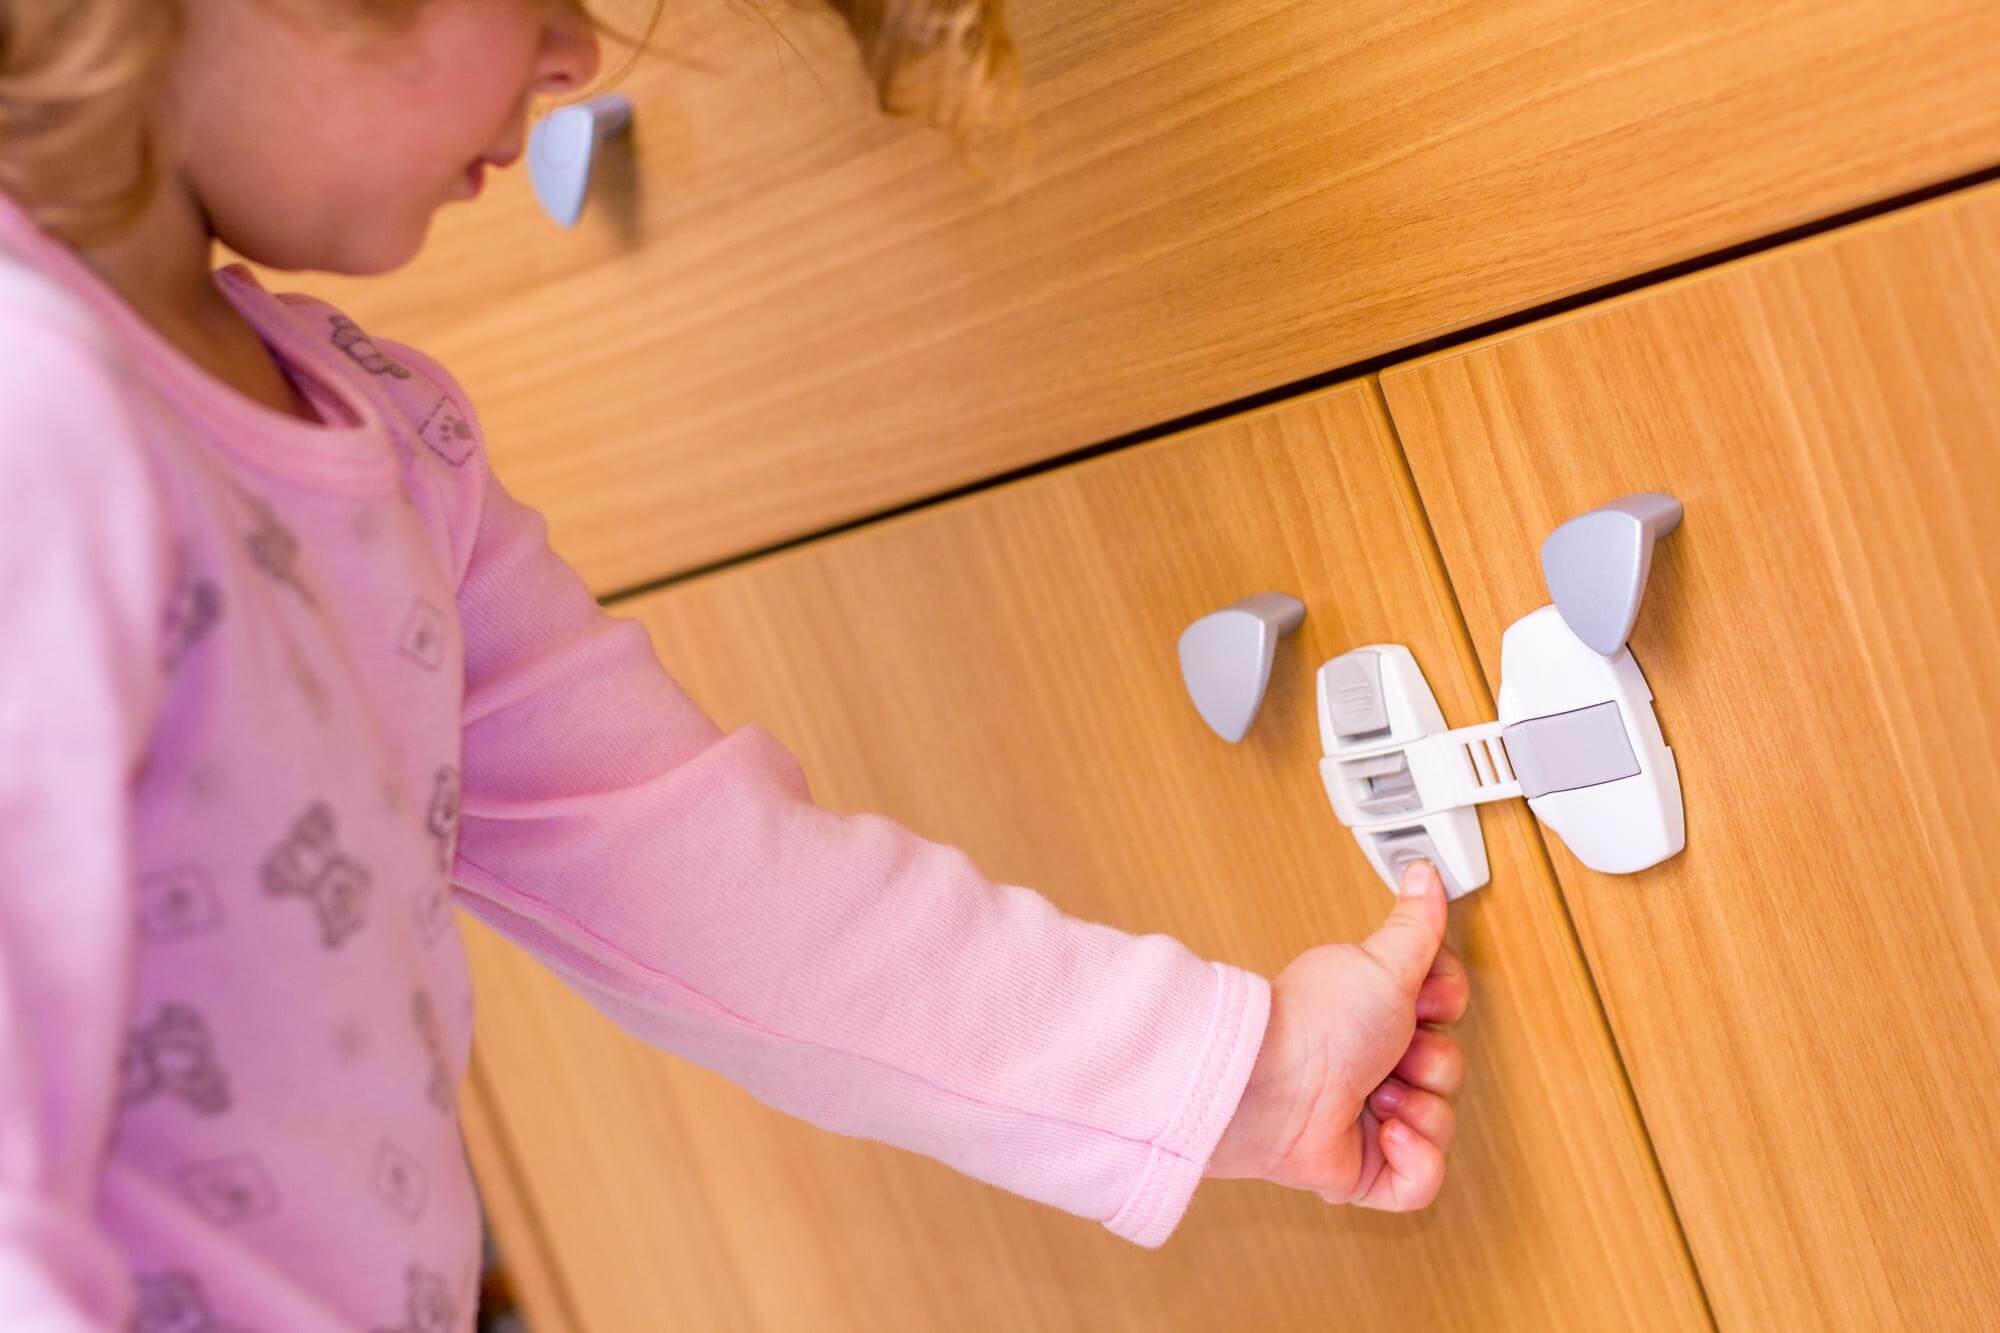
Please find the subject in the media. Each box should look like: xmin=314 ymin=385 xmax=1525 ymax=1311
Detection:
xmin=1361 ymin=860 xmax=1449 ymax=993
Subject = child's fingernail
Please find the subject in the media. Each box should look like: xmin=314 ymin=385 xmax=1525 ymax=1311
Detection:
xmin=1372 ymin=1082 xmax=1405 ymax=1113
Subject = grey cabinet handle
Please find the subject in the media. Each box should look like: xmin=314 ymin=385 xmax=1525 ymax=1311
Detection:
xmin=1178 ymin=593 xmax=1305 ymax=742
xmin=530 ymin=94 xmax=634 ymax=228
xmin=1540 ymin=492 xmax=1683 ymax=655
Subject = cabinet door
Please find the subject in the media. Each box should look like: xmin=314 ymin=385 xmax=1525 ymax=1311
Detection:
xmin=293 ymin=0 xmax=2000 ymax=591
xmin=1383 ymin=183 xmax=2000 ymax=1328
xmin=460 ymin=381 xmax=1710 ymax=1330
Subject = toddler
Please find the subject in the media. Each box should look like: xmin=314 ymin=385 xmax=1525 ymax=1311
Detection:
xmin=0 ymin=2 xmax=1469 ymax=1329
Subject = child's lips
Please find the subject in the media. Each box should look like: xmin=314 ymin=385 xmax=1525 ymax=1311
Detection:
xmin=457 ymin=143 xmax=519 ymax=199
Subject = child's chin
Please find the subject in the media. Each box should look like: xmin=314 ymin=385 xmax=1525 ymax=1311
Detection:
xmin=340 ymin=221 xmax=435 ymax=278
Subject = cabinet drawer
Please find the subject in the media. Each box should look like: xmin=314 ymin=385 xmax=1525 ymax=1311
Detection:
xmin=462 ymin=380 xmax=1707 ymax=1330
xmin=1384 ymin=180 xmax=2000 ymax=1328
xmin=306 ymin=0 xmax=2000 ymax=592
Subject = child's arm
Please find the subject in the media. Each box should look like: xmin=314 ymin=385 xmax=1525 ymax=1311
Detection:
xmin=0 ymin=315 xmax=171 ymax=1329
xmin=426 ymin=427 xmax=1271 ymax=1248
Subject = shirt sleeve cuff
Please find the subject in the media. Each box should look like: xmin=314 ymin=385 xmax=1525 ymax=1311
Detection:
xmin=1102 ymin=960 xmax=1272 ymax=1248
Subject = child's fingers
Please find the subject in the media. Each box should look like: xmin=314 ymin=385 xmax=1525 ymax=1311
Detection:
xmin=1331 ymin=1106 xmax=1389 ymax=1207
xmin=1392 ymin=1026 xmax=1464 ymax=1097
xmin=1416 ymin=945 xmax=1469 ymax=1024
xmin=1362 ymin=860 xmax=1449 ymax=994
xmin=1367 ymin=1078 xmax=1456 ymax=1152
xmin=1365 ymin=1117 xmax=1447 ymax=1211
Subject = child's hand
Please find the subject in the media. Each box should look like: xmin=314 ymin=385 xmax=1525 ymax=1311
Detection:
xmin=1206 ymin=860 xmax=1467 ymax=1210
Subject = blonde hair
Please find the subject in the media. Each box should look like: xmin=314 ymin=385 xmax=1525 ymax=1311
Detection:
xmin=0 ymin=0 xmax=1018 ymax=249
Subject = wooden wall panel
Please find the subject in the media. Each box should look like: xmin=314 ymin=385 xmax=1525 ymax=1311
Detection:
xmin=459 ymin=380 xmax=1711 ymax=1330
xmin=459 ymin=1052 xmax=581 ymax=1333
xmin=268 ymin=0 xmax=2000 ymax=590
xmin=1383 ymin=182 xmax=2000 ymax=1328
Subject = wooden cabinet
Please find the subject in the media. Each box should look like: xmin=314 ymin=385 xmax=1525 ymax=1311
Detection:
xmin=380 ymin=4 xmax=2000 ymax=1325
xmin=461 ymin=179 xmax=2000 ymax=1331
xmin=296 ymin=0 xmax=2000 ymax=592
xmin=1383 ymin=181 xmax=2000 ymax=1327
xmin=460 ymin=382 xmax=1710 ymax=1330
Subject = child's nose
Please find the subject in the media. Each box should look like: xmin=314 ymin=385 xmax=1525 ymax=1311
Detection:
xmin=533 ymin=7 xmax=603 ymax=96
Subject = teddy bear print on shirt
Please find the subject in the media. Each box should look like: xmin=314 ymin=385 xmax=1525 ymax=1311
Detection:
xmin=410 ymin=990 xmax=454 ymax=1114
xmin=119 ymin=1003 xmax=230 ymax=1115
xmin=235 ymin=488 xmax=319 ymax=609
xmin=160 ymin=544 xmax=223 ymax=673
xmin=327 ymin=314 xmax=412 ymax=379
xmin=261 ymin=802 xmax=371 ymax=948
xmin=129 ymin=1269 xmax=257 ymax=1333
xmin=372 ymin=1263 xmax=454 ymax=1333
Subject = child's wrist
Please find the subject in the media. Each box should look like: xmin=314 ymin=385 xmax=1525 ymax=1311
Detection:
xmin=1203 ymin=986 xmax=1289 ymax=1179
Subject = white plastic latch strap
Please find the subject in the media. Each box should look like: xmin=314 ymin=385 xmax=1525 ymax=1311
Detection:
xmin=1402 ymin=721 xmax=1523 ymax=811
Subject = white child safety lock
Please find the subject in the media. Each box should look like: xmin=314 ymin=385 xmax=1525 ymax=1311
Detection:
xmin=1317 ymin=493 xmax=1687 ymax=898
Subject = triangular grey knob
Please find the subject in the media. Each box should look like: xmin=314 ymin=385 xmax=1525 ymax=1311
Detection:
xmin=530 ymin=94 xmax=634 ymax=228
xmin=1540 ymin=492 xmax=1683 ymax=656
xmin=1178 ymin=593 xmax=1306 ymax=742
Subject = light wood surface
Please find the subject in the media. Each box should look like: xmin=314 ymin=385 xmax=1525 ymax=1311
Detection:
xmin=1382 ymin=182 xmax=2000 ymax=1329
xmin=279 ymin=0 xmax=2000 ymax=592
xmin=458 ymin=1053 xmax=579 ymax=1333
xmin=461 ymin=380 xmax=1711 ymax=1330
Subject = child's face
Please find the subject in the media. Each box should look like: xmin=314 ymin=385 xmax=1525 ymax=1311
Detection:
xmin=169 ymin=0 xmax=602 ymax=274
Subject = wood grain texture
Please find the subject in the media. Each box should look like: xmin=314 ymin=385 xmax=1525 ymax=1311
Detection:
xmin=458 ymin=1051 xmax=580 ymax=1333
xmin=265 ymin=0 xmax=2000 ymax=592
xmin=1382 ymin=182 xmax=2000 ymax=1329
xmin=460 ymin=380 xmax=1711 ymax=1330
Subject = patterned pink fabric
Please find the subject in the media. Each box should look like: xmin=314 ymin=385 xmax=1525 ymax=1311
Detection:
xmin=0 ymin=190 xmax=1270 ymax=1332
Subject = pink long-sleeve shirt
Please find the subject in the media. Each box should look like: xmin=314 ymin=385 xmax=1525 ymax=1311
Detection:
xmin=0 ymin=189 xmax=1270 ymax=1333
